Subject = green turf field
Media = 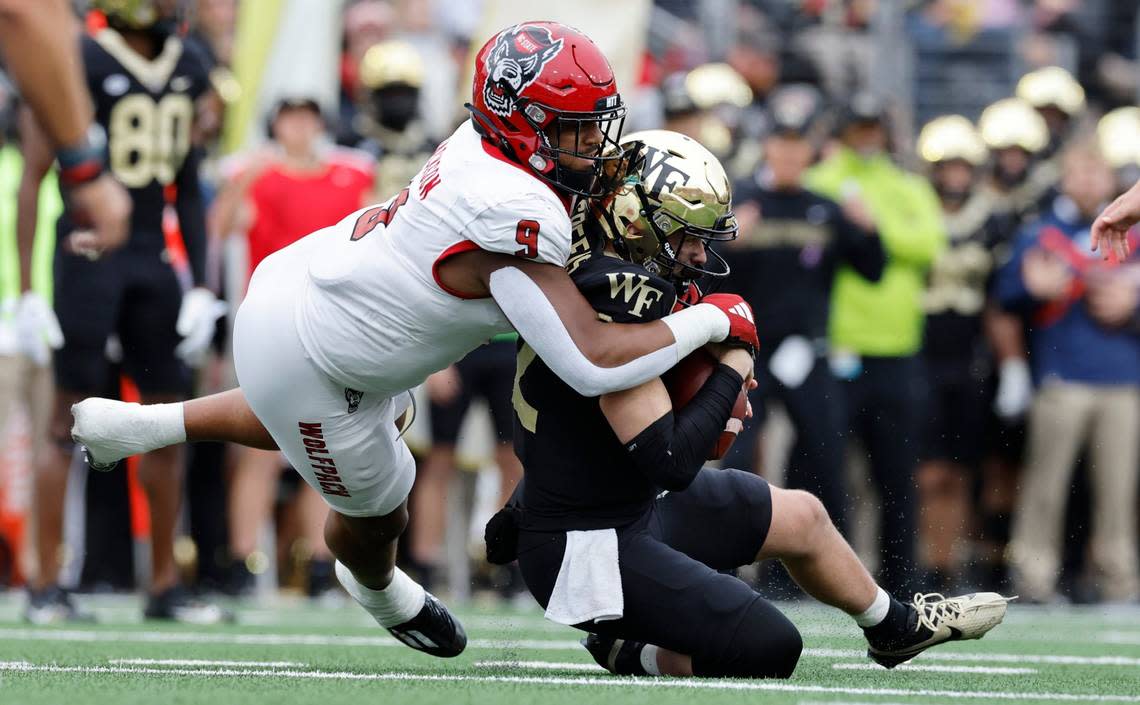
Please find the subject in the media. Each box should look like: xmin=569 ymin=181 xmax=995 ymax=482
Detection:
xmin=0 ymin=593 xmax=1138 ymax=704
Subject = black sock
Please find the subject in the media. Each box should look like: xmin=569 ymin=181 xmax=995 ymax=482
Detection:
xmin=614 ymin=640 xmax=649 ymax=675
xmin=863 ymin=597 xmax=915 ymax=641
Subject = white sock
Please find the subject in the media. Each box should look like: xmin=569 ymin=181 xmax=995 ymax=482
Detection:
xmin=639 ymin=644 xmax=661 ymax=676
xmin=853 ymin=586 xmax=892 ymax=627
xmin=335 ymin=561 xmax=425 ymax=628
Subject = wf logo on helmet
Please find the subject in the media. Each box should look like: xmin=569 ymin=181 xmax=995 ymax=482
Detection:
xmin=483 ymin=24 xmax=564 ymax=118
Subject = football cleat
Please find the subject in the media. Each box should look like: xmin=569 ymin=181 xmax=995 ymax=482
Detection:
xmin=24 ymin=586 xmax=95 ymax=625
xmin=581 ymin=632 xmax=647 ymax=675
xmin=386 ymin=592 xmax=467 ymax=658
xmin=71 ymin=397 xmax=156 ymax=470
xmin=866 ymin=592 xmax=1014 ymax=668
xmin=144 ymin=586 xmax=234 ymax=625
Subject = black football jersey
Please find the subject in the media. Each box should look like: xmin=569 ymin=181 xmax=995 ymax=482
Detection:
xmin=513 ymin=216 xmax=678 ymax=532
xmin=923 ymin=191 xmax=1017 ymax=365
xmin=59 ymin=30 xmax=210 ymax=248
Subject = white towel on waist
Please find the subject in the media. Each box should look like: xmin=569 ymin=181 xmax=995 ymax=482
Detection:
xmin=544 ymin=529 xmax=623 ymax=626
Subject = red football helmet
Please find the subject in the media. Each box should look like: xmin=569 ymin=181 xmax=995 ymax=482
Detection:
xmin=467 ymin=22 xmax=627 ymax=198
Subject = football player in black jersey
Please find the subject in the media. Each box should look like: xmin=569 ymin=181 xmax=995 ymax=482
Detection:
xmin=488 ymin=130 xmax=1011 ymax=679
xmin=18 ymin=0 xmax=226 ymax=624
xmin=914 ymin=116 xmax=1017 ymax=593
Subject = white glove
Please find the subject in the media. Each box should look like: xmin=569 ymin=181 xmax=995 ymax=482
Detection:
xmin=175 ymin=287 xmax=227 ymax=368
xmin=15 ymin=292 xmax=64 ymax=366
xmin=994 ymin=358 xmax=1033 ymax=420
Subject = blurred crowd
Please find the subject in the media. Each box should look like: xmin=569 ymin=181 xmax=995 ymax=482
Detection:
xmin=1 ymin=0 xmax=1139 ymax=617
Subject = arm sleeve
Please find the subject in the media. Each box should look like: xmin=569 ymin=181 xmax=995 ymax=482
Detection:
xmin=831 ymin=201 xmax=885 ymax=282
xmin=176 ymin=147 xmax=208 ymax=287
xmin=488 ymin=266 xmax=728 ymax=397
xmin=622 ymin=364 xmax=744 ymax=491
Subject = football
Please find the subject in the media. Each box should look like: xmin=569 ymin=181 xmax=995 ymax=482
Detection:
xmin=661 ymin=348 xmax=748 ymax=460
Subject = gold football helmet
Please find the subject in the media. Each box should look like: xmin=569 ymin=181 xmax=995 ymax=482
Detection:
xmin=91 ymin=0 xmax=176 ymax=31
xmin=1097 ymin=107 xmax=1140 ymax=170
xmin=918 ymin=115 xmax=988 ymax=166
xmin=1015 ymin=66 xmax=1085 ymax=116
xmin=978 ymin=98 xmax=1049 ymax=154
xmin=600 ymin=129 xmax=737 ymax=286
xmin=360 ymin=40 xmax=424 ymax=90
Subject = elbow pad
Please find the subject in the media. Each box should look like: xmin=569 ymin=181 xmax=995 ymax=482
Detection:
xmin=625 ymin=364 xmax=744 ymax=490
xmin=625 ymin=412 xmax=701 ymax=491
xmin=489 ymin=267 xmax=723 ymax=397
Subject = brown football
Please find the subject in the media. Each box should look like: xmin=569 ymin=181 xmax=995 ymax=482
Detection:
xmin=661 ymin=348 xmax=748 ymax=460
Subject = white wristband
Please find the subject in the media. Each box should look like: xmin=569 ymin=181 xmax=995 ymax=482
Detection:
xmin=661 ymin=302 xmax=730 ymax=360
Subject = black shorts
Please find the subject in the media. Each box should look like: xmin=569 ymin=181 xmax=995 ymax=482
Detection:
xmin=517 ymin=469 xmax=776 ymax=662
xmin=429 ymin=340 xmax=515 ymax=444
xmin=54 ymin=247 xmax=188 ymax=395
xmin=921 ymin=358 xmax=987 ymax=468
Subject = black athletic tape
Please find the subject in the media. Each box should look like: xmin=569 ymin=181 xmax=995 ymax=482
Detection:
xmin=624 ymin=364 xmax=743 ymax=491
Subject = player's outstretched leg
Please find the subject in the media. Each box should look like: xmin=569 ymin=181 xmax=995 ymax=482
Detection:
xmin=759 ymin=486 xmax=1012 ymax=669
xmin=862 ymin=591 xmax=1014 ymax=668
xmin=71 ymin=389 xmax=276 ymax=469
xmin=325 ymin=507 xmax=466 ymax=658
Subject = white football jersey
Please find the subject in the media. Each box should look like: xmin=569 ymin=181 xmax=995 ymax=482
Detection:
xmin=293 ymin=120 xmax=573 ymax=396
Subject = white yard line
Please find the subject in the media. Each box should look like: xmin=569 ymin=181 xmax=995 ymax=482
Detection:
xmin=108 ymin=658 xmax=307 ymax=668
xmin=799 ymin=701 xmax=943 ymax=705
xmin=804 ymin=647 xmax=1140 ymax=667
xmin=0 ymin=662 xmax=1135 ymax=702
xmin=832 ymin=663 xmax=1037 ymax=675
xmin=475 ymin=660 xmax=604 ymax=672
xmin=0 ymin=628 xmax=1137 ymax=668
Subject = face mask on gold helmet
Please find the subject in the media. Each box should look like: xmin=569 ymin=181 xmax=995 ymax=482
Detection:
xmin=597 ymin=129 xmax=737 ymax=291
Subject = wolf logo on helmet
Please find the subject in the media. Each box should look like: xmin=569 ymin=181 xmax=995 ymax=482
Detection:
xmin=483 ymin=25 xmax=565 ymax=118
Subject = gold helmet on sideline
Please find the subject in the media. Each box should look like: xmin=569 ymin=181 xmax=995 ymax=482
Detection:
xmin=978 ymin=98 xmax=1049 ymax=154
xmin=598 ymin=130 xmax=737 ymax=288
xmin=918 ymin=115 xmax=988 ymax=166
xmin=360 ymin=40 xmax=425 ymax=90
xmin=1015 ymin=66 xmax=1086 ymax=117
xmin=1097 ymin=107 xmax=1140 ymax=170
xmin=91 ymin=0 xmax=177 ymax=32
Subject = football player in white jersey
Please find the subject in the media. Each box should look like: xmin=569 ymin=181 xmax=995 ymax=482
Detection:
xmin=70 ymin=22 xmax=759 ymax=656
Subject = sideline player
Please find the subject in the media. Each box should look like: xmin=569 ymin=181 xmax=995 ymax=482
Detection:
xmin=71 ymin=23 xmax=759 ymax=656
xmin=0 ymin=0 xmax=130 ymax=252
xmin=19 ymin=0 xmax=225 ymax=623
xmin=491 ymin=130 xmax=1011 ymax=678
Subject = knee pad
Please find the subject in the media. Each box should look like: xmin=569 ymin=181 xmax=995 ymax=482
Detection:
xmin=693 ymin=597 xmax=802 ymax=679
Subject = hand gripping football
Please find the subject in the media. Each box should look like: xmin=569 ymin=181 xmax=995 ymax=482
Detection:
xmin=661 ymin=348 xmax=748 ymax=460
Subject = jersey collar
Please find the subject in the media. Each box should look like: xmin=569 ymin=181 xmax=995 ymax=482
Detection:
xmin=479 ymin=136 xmax=573 ymax=215
xmin=94 ymin=29 xmax=183 ymax=93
